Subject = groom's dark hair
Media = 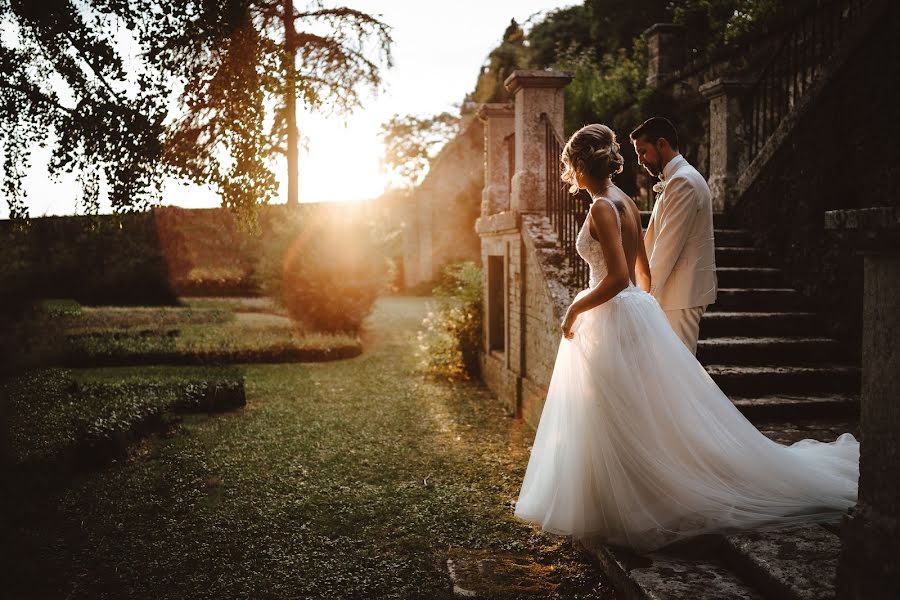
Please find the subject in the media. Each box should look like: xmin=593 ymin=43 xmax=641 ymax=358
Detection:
xmin=630 ymin=117 xmax=679 ymax=151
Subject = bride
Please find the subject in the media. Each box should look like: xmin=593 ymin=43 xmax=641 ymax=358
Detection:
xmin=513 ymin=124 xmax=859 ymax=552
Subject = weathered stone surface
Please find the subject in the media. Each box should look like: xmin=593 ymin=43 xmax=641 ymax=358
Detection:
xmin=711 ymin=288 xmax=804 ymax=311
xmin=828 ymin=204 xmax=900 ymax=599
xmin=716 ymin=267 xmax=783 ymax=288
xmin=705 ymin=364 xmax=860 ymax=396
xmin=731 ymin=394 xmax=859 ymax=421
xmin=700 ymin=78 xmax=753 ymax=211
xmin=642 ymin=23 xmax=687 ymax=88
xmin=445 ymin=549 xmax=563 ymax=598
xmin=504 ymin=70 xmax=571 ymax=214
xmin=715 ymin=247 xmax=769 ymax=267
xmin=723 ymin=525 xmax=841 ymax=600
xmin=697 ymin=336 xmax=844 ymax=365
xmin=478 ymin=102 xmax=515 ymax=217
xmin=592 ymin=543 xmax=764 ymax=600
xmin=700 ymin=312 xmax=821 ymax=339
xmin=404 ymin=117 xmax=484 ymax=288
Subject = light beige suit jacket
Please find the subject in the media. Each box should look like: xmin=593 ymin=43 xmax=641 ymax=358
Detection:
xmin=644 ymin=155 xmax=718 ymax=311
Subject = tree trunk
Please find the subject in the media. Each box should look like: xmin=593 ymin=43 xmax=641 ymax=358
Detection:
xmin=282 ymin=0 xmax=299 ymax=207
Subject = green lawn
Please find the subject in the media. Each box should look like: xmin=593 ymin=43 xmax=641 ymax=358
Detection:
xmin=1 ymin=297 xmax=612 ymax=599
xmin=49 ymin=300 xmax=361 ymax=366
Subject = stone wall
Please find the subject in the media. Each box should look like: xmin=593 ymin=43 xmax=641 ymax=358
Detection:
xmin=479 ymin=212 xmax=577 ymax=428
xmin=731 ymin=6 xmax=900 ymax=351
xmin=403 ymin=117 xmax=485 ymax=288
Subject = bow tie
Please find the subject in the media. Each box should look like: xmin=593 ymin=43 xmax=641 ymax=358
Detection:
xmin=652 ymin=180 xmax=667 ymax=194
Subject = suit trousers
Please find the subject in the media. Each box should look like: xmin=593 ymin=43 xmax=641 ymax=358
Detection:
xmin=664 ymin=306 xmax=707 ymax=355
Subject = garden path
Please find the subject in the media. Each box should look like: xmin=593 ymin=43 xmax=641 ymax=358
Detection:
xmin=3 ymin=297 xmax=614 ymax=599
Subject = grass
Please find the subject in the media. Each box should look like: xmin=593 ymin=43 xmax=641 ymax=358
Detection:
xmin=2 ymin=366 xmax=245 ymax=468
xmin=0 ymin=297 xmax=614 ymax=599
xmin=50 ymin=300 xmax=361 ymax=366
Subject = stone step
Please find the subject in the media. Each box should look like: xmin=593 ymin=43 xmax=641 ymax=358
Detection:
xmin=641 ymin=211 xmax=730 ymax=229
xmin=697 ymin=337 xmax=845 ymax=365
xmin=716 ymin=247 xmax=770 ymax=267
xmin=710 ymin=288 xmax=805 ymax=312
xmin=590 ymin=542 xmax=764 ymax=600
xmin=731 ymin=393 xmax=859 ymax=421
xmin=716 ymin=267 xmax=784 ymax=288
xmin=722 ymin=524 xmax=841 ymax=600
xmin=715 ymin=228 xmax=755 ymax=247
xmin=706 ymin=364 xmax=860 ymax=396
xmin=700 ymin=312 xmax=821 ymax=339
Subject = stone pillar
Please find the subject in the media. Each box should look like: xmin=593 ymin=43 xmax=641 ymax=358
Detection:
xmin=504 ymin=70 xmax=572 ymax=214
xmin=826 ymin=207 xmax=900 ymax=600
xmin=643 ymin=23 xmax=686 ymax=87
xmin=477 ymin=103 xmax=515 ymax=217
xmin=700 ymin=78 xmax=752 ymax=212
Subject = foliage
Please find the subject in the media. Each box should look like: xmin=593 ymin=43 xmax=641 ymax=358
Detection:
xmin=0 ymin=212 xmax=179 ymax=307
xmin=2 ymin=366 xmax=244 ymax=467
xmin=0 ymin=0 xmax=171 ymax=219
xmin=0 ymin=1 xmax=393 ymax=222
xmin=471 ymin=19 xmax=528 ymax=104
xmin=416 ymin=261 xmax=482 ymax=380
xmin=555 ymin=37 xmax=648 ymax=134
xmin=258 ymin=207 xmax=391 ymax=333
xmin=49 ymin=303 xmax=360 ymax=366
xmin=671 ymin=0 xmax=786 ymax=58
xmin=379 ymin=111 xmax=460 ymax=188
xmin=528 ymin=1 xmax=670 ymax=69
xmin=142 ymin=0 xmax=393 ymax=216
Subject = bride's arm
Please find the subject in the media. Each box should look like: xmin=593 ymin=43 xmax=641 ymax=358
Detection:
xmin=636 ymin=219 xmax=651 ymax=293
xmin=562 ymin=201 xmax=630 ymax=338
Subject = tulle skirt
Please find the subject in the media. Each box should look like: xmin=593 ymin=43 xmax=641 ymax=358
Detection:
xmin=514 ymin=285 xmax=858 ymax=552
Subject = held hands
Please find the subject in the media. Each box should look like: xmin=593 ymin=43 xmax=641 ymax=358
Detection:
xmin=561 ymin=306 xmax=579 ymax=340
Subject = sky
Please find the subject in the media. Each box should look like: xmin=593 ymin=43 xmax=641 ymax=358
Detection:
xmin=5 ymin=1 xmax=578 ymax=218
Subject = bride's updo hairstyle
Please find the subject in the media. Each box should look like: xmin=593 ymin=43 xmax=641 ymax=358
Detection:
xmin=560 ymin=124 xmax=624 ymax=194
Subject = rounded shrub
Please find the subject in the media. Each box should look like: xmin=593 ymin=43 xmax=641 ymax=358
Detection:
xmin=258 ymin=206 xmax=391 ymax=333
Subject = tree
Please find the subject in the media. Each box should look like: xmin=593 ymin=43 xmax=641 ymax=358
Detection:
xmin=0 ymin=0 xmax=169 ymax=219
xmin=143 ymin=0 xmax=393 ymax=218
xmin=471 ymin=19 xmax=528 ymax=104
xmin=379 ymin=112 xmax=459 ymax=189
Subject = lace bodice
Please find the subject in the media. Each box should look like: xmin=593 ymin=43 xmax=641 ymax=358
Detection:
xmin=575 ymin=196 xmax=622 ymax=287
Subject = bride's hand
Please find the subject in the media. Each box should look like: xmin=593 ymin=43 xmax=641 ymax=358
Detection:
xmin=561 ymin=308 xmax=578 ymax=339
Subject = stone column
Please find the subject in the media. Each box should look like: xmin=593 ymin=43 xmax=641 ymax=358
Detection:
xmin=504 ymin=70 xmax=572 ymax=214
xmin=826 ymin=207 xmax=900 ymax=600
xmin=643 ymin=24 xmax=686 ymax=88
xmin=477 ymin=103 xmax=515 ymax=217
xmin=700 ymin=78 xmax=752 ymax=211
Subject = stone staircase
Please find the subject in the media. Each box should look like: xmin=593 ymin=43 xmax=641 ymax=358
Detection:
xmin=641 ymin=211 xmax=861 ymax=422
xmin=702 ymin=215 xmax=859 ymax=422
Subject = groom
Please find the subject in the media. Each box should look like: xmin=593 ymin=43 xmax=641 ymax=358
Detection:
xmin=630 ymin=117 xmax=717 ymax=354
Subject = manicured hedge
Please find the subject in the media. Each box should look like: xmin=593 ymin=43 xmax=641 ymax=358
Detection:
xmin=1 ymin=367 xmax=246 ymax=470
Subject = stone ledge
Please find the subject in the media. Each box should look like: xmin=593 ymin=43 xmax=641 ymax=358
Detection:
xmin=722 ymin=524 xmax=841 ymax=600
xmin=476 ymin=211 xmax=519 ymax=235
xmin=476 ymin=102 xmax=514 ymax=119
xmin=825 ymin=207 xmax=900 ymax=256
xmin=504 ymin=70 xmax=573 ymax=94
xmin=699 ymin=77 xmax=753 ymax=99
xmin=520 ymin=214 xmax=577 ymax=321
xmin=824 ymin=206 xmax=900 ymax=231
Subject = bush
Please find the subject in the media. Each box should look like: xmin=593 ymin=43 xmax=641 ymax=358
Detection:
xmin=258 ymin=206 xmax=391 ymax=333
xmin=416 ymin=262 xmax=482 ymax=380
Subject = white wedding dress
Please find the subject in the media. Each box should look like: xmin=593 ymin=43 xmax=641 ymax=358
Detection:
xmin=514 ymin=196 xmax=859 ymax=552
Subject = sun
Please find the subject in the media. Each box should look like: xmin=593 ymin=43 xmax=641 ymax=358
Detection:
xmin=294 ymin=111 xmax=391 ymax=204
